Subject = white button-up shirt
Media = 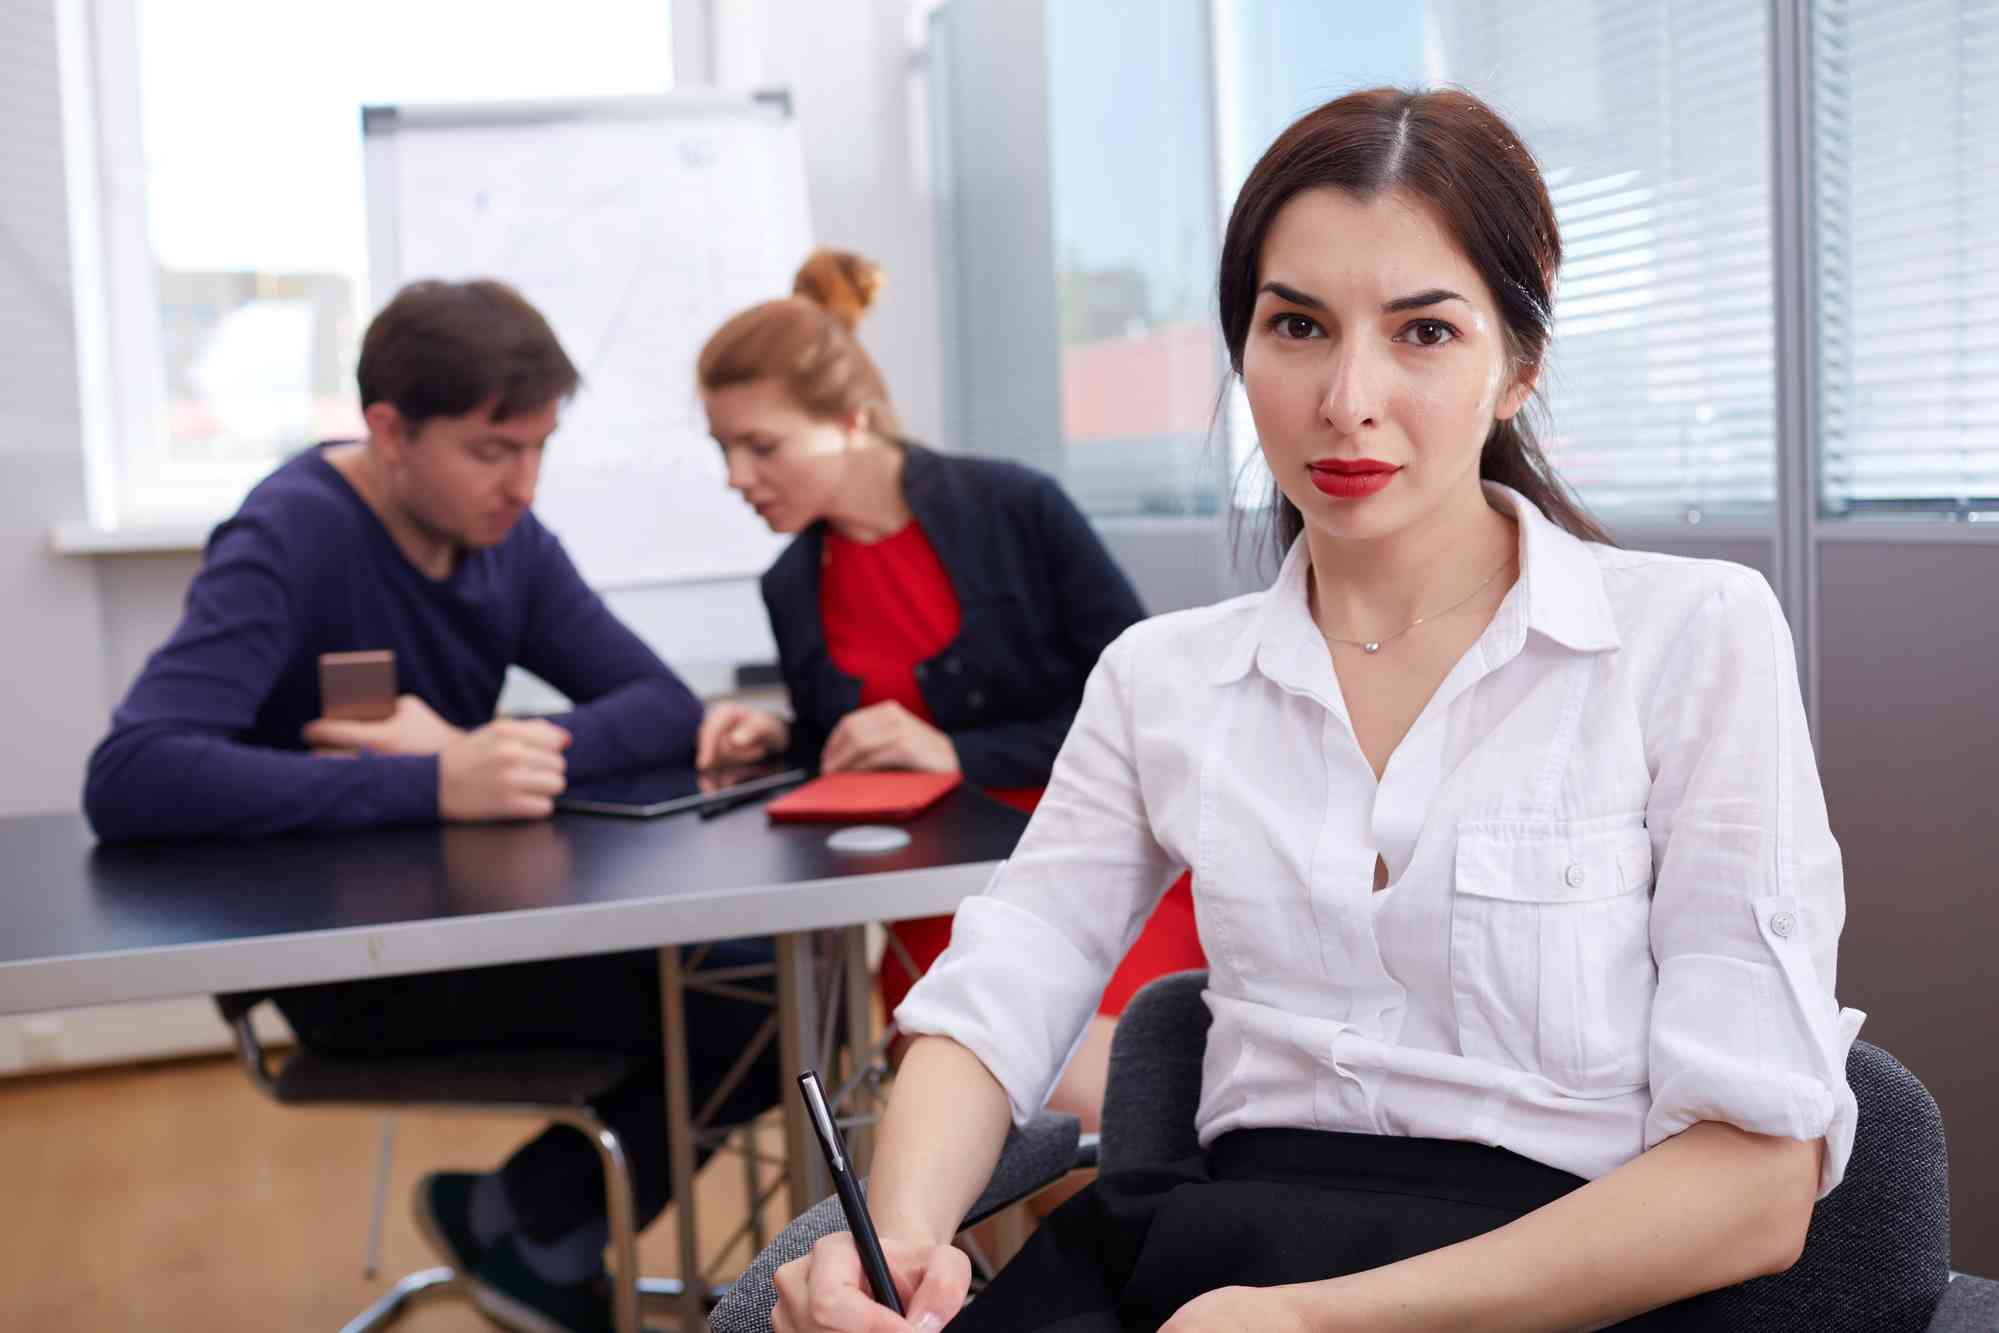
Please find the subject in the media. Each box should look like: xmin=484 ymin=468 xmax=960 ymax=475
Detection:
xmin=897 ymin=485 xmax=1863 ymax=1196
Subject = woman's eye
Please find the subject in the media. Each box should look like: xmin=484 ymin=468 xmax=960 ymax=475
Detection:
xmin=1272 ymin=313 xmax=1320 ymax=340
xmin=1400 ymin=319 xmax=1457 ymax=347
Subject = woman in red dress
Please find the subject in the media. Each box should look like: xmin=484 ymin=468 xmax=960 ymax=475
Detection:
xmin=694 ymin=250 xmax=1204 ymax=1134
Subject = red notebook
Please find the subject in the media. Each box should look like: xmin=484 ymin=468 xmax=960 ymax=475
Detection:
xmin=764 ymin=771 xmax=962 ymax=824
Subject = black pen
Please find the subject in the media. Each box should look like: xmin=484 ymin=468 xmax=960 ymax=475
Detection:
xmin=798 ymin=1069 xmax=904 ymax=1315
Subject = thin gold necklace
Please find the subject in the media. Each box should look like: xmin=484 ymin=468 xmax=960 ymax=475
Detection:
xmin=1320 ymin=555 xmax=1515 ymax=655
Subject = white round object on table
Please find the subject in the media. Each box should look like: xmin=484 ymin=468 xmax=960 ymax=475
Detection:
xmin=826 ymin=825 xmax=911 ymax=854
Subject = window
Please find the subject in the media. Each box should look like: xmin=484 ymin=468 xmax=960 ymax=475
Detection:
xmin=83 ymin=0 xmax=674 ymax=525
xmin=1214 ymin=0 xmax=1778 ymax=525
xmin=1813 ymin=0 xmax=1999 ymax=517
xmin=935 ymin=3 xmax=1990 ymax=530
xmin=1044 ymin=0 xmax=1223 ymax=517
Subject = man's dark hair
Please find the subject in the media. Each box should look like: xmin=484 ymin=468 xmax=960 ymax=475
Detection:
xmin=356 ymin=279 xmax=580 ymax=431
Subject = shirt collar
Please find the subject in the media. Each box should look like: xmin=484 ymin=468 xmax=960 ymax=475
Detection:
xmin=1212 ymin=533 xmax=1318 ymax=689
xmin=1495 ymin=482 xmax=1621 ymax=656
xmin=1213 ymin=483 xmax=1619 ymax=689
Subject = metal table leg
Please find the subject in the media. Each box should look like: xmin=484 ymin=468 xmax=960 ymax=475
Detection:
xmin=840 ymin=926 xmax=878 ymax=1174
xmin=362 ymin=1114 xmax=395 ymax=1278
xmin=775 ymin=931 xmax=831 ymax=1212
xmin=658 ymin=943 xmax=707 ymax=1327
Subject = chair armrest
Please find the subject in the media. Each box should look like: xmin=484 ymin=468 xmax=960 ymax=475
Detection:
xmin=962 ymin=1112 xmax=1082 ymax=1227
xmin=709 ymin=1113 xmax=1084 ymax=1333
xmin=710 ymin=1194 xmax=849 ymax=1333
xmin=1927 ymin=1274 xmax=1999 ymax=1332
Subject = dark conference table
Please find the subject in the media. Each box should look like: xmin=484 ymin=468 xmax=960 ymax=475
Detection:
xmin=0 ymin=790 xmax=1028 ymax=1315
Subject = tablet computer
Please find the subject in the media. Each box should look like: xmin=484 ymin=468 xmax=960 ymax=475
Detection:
xmin=557 ymin=763 xmax=808 ymax=819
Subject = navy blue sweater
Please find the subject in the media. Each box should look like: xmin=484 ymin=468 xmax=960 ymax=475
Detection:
xmin=84 ymin=445 xmax=702 ymax=840
xmin=762 ymin=444 xmax=1145 ymax=790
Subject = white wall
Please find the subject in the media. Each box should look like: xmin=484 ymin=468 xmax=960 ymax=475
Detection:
xmin=1 ymin=0 xmax=236 ymax=1074
xmin=2 ymin=0 xmax=117 ymax=821
xmin=710 ymin=0 xmax=945 ymax=446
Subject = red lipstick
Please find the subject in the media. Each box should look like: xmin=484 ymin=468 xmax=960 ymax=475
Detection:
xmin=1308 ymin=458 xmax=1400 ymax=499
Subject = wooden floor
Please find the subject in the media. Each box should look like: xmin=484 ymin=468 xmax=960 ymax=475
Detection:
xmin=0 ymin=1054 xmax=792 ymax=1330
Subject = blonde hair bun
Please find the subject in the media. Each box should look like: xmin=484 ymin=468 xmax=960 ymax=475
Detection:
xmin=793 ymin=249 xmax=884 ymax=331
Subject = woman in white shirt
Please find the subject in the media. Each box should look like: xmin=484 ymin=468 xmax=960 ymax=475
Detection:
xmin=774 ymin=86 xmax=1861 ymax=1333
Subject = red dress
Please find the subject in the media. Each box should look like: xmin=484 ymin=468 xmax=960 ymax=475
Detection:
xmin=820 ymin=521 xmax=1204 ymax=1019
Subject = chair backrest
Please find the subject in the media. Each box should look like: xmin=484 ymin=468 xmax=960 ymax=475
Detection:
xmin=1709 ymin=1039 xmax=1950 ymax=1332
xmin=1097 ymin=974 xmax=1951 ymax=1332
xmin=1098 ymin=970 xmax=1210 ymax=1176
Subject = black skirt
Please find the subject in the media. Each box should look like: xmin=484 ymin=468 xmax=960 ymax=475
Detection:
xmin=951 ymin=1128 xmax=1724 ymax=1332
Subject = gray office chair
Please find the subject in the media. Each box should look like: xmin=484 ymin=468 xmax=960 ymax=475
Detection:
xmin=712 ymin=971 xmax=1999 ymax=1333
xmin=215 ymin=991 xmax=706 ymax=1333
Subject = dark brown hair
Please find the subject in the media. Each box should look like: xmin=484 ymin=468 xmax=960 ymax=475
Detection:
xmin=697 ymin=249 xmax=903 ymax=438
xmin=1220 ymin=87 xmax=1610 ymax=555
xmin=357 ymin=279 xmax=580 ymax=431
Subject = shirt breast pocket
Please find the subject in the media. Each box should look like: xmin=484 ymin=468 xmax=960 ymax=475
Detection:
xmin=1451 ymin=815 xmax=1657 ymax=1093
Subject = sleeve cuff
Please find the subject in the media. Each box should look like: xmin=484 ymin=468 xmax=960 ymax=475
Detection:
xmin=892 ymin=891 xmax=1109 ymax=1126
xmin=1647 ymin=949 xmax=1864 ymax=1197
xmin=546 ymin=679 xmax=701 ymax=781
xmin=368 ymin=753 xmax=441 ymax=825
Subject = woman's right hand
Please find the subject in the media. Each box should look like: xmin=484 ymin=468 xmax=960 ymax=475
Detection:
xmin=696 ymin=702 xmax=789 ymax=770
xmin=771 ymin=1229 xmax=970 ymax=1333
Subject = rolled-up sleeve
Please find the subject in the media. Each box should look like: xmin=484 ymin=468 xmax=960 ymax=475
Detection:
xmin=1642 ymin=570 xmax=1864 ymax=1197
xmin=894 ymin=631 xmax=1181 ymax=1125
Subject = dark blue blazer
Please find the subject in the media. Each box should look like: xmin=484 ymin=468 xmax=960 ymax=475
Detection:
xmin=760 ymin=443 xmax=1145 ymax=789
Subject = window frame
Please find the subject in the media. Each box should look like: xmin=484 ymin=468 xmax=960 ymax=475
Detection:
xmin=64 ymin=0 xmax=689 ymax=533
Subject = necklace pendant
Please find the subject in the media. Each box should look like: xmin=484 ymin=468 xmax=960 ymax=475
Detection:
xmin=1363 ymin=641 xmax=1381 ymax=654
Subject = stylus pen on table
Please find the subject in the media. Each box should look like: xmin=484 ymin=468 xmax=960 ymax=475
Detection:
xmin=697 ymin=776 xmax=805 ymax=821
xmin=798 ymin=1069 xmax=905 ymax=1315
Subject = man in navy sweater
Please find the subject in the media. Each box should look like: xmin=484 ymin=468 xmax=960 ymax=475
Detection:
xmin=85 ymin=279 xmax=776 ymax=1332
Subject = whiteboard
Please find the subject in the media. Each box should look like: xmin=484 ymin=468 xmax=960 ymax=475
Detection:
xmin=362 ymin=94 xmax=808 ymax=588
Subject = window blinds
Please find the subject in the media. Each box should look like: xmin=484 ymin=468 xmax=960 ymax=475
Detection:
xmin=1429 ymin=0 xmax=1778 ymax=521
xmin=1814 ymin=0 xmax=1999 ymax=515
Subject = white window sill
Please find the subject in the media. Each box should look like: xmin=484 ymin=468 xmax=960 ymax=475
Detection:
xmin=50 ymin=520 xmax=213 ymax=556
